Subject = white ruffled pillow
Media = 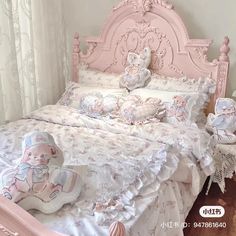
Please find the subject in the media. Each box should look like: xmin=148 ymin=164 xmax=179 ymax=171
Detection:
xmin=57 ymin=82 xmax=127 ymax=109
xmin=79 ymin=65 xmax=121 ymax=88
xmin=79 ymin=92 xmax=121 ymax=118
xmin=146 ymin=74 xmax=216 ymax=95
xmin=119 ymin=48 xmax=151 ymax=91
xmin=130 ymin=88 xmax=204 ymax=125
xmin=119 ymin=95 xmax=166 ymax=125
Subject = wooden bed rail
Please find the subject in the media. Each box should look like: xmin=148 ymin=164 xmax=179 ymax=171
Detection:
xmin=0 ymin=195 xmax=62 ymax=236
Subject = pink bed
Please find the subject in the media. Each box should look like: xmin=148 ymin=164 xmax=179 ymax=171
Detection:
xmin=0 ymin=0 xmax=230 ymax=236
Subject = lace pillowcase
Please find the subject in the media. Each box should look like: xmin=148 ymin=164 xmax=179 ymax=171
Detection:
xmin=146 ymin=75 xmax=216 ymax=123
xmin=147 ymin=74 xmax=216 ymax=95
xmin=57 ymin=82 xmax=127 ymax=109
xmin=78 ymin=65 xmax=121 ymax=88
xmin=130 ymin=88 xmax=204 ymax=125
xmin=79 ymin=92 xmax=121 ymax=118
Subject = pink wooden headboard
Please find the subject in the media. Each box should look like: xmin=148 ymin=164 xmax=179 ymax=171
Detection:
xmin=72 ymin=0 xmax=230 ymax=112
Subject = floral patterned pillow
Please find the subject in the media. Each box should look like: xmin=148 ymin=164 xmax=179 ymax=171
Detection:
xmin=119 ymin=47 xmax=151 ymax=91
xmin=57 ymin=82 xmax=127 ymax=109
xmin=79 ymin=92 xmax=121 ymax=118
xmin=147 ymin=74 xmax=216 ymax=95
xmin=130 ymin=88 xmax=203 ymax=125
xmin=78 ymin=65 xmax=121 ymax=88
xmin=119 ymin=95 xmax=166 ymax=125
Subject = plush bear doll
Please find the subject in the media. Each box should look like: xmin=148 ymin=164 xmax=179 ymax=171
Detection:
xmin=0 ymin=132 xmax=82 ymax=214
xmin=167 ymin=95 xmax=190 ymax=122
xmin=120 ymin=47 xmax=151 ymax=90
xmin=206 ymin=98 xmax=236 ymax=144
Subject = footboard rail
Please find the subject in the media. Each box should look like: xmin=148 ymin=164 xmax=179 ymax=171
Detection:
xmin=0 ymin=195 xmax=62 ymax=236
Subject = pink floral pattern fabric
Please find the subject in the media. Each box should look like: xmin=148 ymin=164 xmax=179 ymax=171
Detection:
xmin=78 ymin=65 xmax=121 ymax=88
xmin=119 ymin=95 xmax=166 ymax=124
xmin=0 ymin=105 xmax=214 ymax=235
xmin=130 ymin=88 xmax=203 ymax=125
xmin=79 ymin=93 xmax=121 ymax=118
xmin=57 ymin=83 xmax=127 ymax=118
xmin=146 ymin=75 xmax=216 ymax=124
xmin=147 ymin=74 xmax=216 ymax=95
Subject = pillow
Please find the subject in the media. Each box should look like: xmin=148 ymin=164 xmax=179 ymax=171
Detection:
xmin=57 ymin=82 xmax=128 ymax=108
xmin=146 ymin=74 xmax=216 ymax=94
xmin=146 ymin=75 xmax=216 ymax=125
xmin=78 ymin=65 xmax=121 ymax=88
xmin=118 ymin=95 xmax=166 ymax=125
xmin=79 ymin=92 xmax=121 ymax=118
xmin=119 ymin=47 xmax=151 ymax=90
xmin=130 ymin=88 xmax=204 ymax=124
xmin=0 ymin=132 xmax=82 ymax=214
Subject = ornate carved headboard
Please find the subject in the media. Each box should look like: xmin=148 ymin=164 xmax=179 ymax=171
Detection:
xmin=72 ymin=0 xmax=230 ymax=112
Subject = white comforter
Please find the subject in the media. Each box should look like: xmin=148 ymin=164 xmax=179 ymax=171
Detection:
xmin=0 ymin=105 xmax=214 ymax=235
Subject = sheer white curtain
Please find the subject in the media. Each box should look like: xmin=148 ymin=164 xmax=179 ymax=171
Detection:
xmin=0 ymin=0 xmax=68 ymax=124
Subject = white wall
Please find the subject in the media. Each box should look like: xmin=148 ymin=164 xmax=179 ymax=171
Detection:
xmin=62 ymin=0 xmax=236 ymax=97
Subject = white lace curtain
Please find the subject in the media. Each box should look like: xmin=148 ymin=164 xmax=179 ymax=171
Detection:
xmin=0 ymin=0 xmax=68 ymax=124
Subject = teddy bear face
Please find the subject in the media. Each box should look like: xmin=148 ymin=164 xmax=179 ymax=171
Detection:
xmin=22 ymin=144 xmax=56 ymax=166
xmin=173 ymin=95 xmax=187 ymax=107
xmin=222 ymin=105 xmax=236 ymax=115
xmin=127 ymin=47 xmax=151 ymax=68
xmin=215 ymin=98 xmax=236 ymax=115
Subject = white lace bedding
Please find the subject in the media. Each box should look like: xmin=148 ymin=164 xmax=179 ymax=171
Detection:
xmin=0 ymin=105 xmax=214 ymax=235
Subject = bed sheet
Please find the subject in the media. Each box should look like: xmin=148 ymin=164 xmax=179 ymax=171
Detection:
xmin=0 ymin=105 xmax=213 ymax=235
xmin=30 ymin=175 xmax=206 ymax=236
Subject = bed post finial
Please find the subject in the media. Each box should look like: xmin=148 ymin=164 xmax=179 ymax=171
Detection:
xmin=219 ymin=36 xmax=230 ymax=62
xmin=72 ymin=33 xmax=80 ymax=82
xmin=109 ymin=221 xmax=126 ymax=236
xmin=212 ymin=36 xmax=230 ymax=109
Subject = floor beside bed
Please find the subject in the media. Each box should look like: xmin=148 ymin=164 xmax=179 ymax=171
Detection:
xmin=184 ymin=177 xmax=236 ymax=236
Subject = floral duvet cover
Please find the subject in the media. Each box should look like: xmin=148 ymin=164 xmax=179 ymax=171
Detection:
xmin=0 ymin=105 xmax=214 ymax=235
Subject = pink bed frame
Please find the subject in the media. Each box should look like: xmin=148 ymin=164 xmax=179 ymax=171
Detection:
xmin=72 ymin=0 xmax=230 ymax=113
xmin=0 ymin=1 xmax=230 ymax=236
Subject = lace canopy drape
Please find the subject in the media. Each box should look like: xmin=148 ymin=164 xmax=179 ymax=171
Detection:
xmin=0 ymin=0 xmax=68 ymax=124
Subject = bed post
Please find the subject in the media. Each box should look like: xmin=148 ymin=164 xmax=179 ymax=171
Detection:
xmin=0 ymin=195 xmax=61 ymax=236
xmin=109 ymin=221 xmax=126 ymax=236
xmin=214 ymin=36 xmax=230 ymax=102
xmin=72 ymin=33 xmax=80 ymax=82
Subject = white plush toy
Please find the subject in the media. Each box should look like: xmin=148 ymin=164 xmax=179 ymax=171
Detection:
xmin=120 ymin=47 xmax=151 ymax=90
xmin=0 ymin=132 xmax=82 ymax=214
xmin=206 ymin=98 xmax=236 ymax=144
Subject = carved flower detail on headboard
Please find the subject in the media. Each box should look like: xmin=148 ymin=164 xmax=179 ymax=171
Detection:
xmin=134 ymin=0 xmax=152 ymax=15
xmin=105 ymin=19 xmax=183 ymax=75
xmin=113 ymin=0 xmax=173 ymax=13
